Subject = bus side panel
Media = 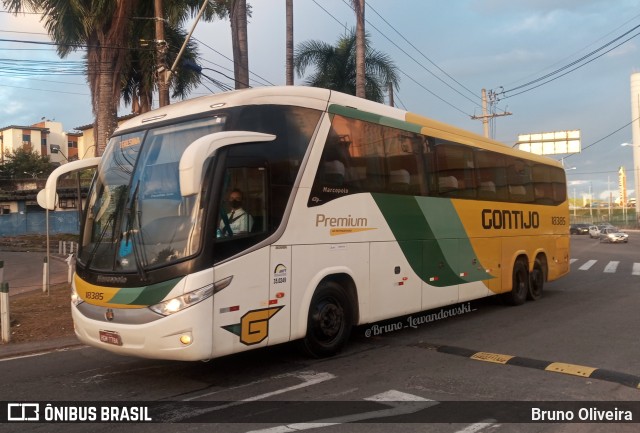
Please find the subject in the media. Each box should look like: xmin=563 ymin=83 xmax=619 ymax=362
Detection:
xmin=369 ymin=241 xmax=422 ymax=322
xmin=548 ymin=235 xmax=570 ymax=281
xmin=421 ymin=239 xmax=459 ymax=310
xmin=211 ymin=247 xmax=271 ymax=358
xmin=466 ymin=237 xmax=501 ymax=295
xmin=290 ymin=243 xmax=370 ymax=341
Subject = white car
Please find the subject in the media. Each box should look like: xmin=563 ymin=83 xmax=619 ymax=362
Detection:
xmin=589 ymin=224 xmax=615 ymax=238
xmin=599 ymin=228 xmax=629 ymax=243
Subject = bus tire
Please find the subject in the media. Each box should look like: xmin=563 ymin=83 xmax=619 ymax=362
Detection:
xmin=502 ymin=259 xmax=528 ymax=306
xmin=300 ymin=281 xmax=352 ymax=358
xmin=527 ymin=259 xmax=544 ymax=301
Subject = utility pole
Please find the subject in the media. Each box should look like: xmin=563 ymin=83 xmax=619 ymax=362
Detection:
xmin=471 ymin=88 xmax=512 ymax=138
xmin=155 ymin=0 xmax=170 ymax=107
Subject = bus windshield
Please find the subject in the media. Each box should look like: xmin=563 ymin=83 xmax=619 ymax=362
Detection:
xmin=79 ymin=116 xmax=226 ymax=273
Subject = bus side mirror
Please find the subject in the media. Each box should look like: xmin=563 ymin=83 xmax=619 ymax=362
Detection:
xmin=38 ymin=157 xmax=101 ymax=210
xmin=179 ymin=131 xmax=275 ymax=197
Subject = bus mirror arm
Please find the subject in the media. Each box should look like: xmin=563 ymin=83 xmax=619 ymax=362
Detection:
xmin=178 ymin=131 xmax=276 ymax=197
xmin=38 ymin=157 xmax=102 ymax=210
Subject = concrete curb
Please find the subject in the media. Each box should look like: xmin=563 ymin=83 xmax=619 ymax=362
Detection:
xmin=0 ymin=336 xmax=84 ymax=360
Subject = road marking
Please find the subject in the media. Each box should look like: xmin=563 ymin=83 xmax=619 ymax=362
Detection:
xmin=633 ymin=263 xmax=640 ymax=276
xmin=578 ymin=260 xmax=597 ymax=270
xmin=163 ymin=370 xmax=336 ymax=422
xmin=455 ymin=420 xmax=499 ymax=433
xmin=419 ymin=343 xmax=640 ymax=389
xmin=545 ymin=362 xmax=597 ymax=377
xmin=570 ymin=258 xmax=578 ymax=264
xmin=470 ymin=352 xmax=513 ymax=364
xmin=246 ymin=390 xmax=436 ymax=433
xmin=603 ymin=261 xmax=619 ymax=273
xmin=0 ymin=345 xmax=85 ymax=362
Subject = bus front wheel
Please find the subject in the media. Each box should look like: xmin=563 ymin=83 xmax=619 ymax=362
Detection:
xmin=502 ymin=259 xmax=529 ymax=306
xmin=300 ymin=281 xmax=352 ymax=358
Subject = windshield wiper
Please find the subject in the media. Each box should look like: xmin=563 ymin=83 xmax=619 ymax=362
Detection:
xmin=123 ymin=180 xmax=149 ymax=282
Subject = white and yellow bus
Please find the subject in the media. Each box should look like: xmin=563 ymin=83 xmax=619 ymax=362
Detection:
xmin=41 ymin=86 xmax=569 ymax=361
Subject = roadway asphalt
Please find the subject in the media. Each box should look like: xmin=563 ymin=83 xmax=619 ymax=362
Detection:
xmin=0 ymin=251 xmax=70 ymax=297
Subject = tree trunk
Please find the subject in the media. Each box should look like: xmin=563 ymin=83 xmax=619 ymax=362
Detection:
xmin=285 ymin=0 xmax=294 ymax=86
xmin=353 ymin=0 xmax=366 ymax=99
xmin=230 ymin=0 xmax=249 ymax=89
xmin=94 ymin=58 xmax=118 ymax=156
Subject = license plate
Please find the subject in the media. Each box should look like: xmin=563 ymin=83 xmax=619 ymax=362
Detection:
xmin=99 ymin=330 xmax=122 ymax=346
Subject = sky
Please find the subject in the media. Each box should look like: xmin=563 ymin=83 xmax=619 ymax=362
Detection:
xmin=1 ymin=0 xmax=640 ymax=203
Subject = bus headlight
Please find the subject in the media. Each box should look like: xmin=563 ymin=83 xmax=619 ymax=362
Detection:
xmin=71 ymin=284 xmax=83 ymax=307
xmin=149 ymin=284 xmax=213 ymax=316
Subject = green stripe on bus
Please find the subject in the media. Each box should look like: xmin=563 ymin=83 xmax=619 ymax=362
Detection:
xmin=109 ymin=277 xmax=182 ymax=306
xmin=328 ymin=104 xmax=423 ymax=134
xmin=415 ymin=197 xmax=493 ymax=284
xmin=372 ymin=194 xmax=491 ymax=286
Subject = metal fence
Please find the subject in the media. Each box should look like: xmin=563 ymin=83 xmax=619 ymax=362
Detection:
xmin=0 ymin=211 xmax=79 ymax=236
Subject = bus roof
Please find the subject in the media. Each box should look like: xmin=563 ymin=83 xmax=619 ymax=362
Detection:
xmin=115 ymin=86 xmax=562 ymax=169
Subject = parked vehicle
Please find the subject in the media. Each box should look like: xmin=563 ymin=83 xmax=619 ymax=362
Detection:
xmin=599 ymin=228 xmax=629 ymax=243
xmin=570 ymin=224 xmax=589 ymax=235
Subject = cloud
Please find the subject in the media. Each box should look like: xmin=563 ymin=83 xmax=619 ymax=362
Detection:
xmin=474 ymin=0 xmax=610 ymax=14
xmin=503 ymin=11 xmax=562 ymax=34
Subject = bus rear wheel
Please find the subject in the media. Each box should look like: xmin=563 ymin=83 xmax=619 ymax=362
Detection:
xmin=502 ymin=259 xmax=529 ymax=306
xmin=300 ymin=281 xmax=352 ymax=358
xmin=527 ymin=259 xmax=544 ymax=301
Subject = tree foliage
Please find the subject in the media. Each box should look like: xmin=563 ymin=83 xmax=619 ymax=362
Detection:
xmin=294 ymin=29 xmax=399 ymax=103
xmin=0 ymin=148 xmax=55 ymax=179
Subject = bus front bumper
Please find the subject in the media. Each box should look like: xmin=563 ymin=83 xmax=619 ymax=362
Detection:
xmin=71 ymin=297 xmax=214 ymax=361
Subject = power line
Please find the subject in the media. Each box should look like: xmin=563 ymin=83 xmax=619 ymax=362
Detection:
xmin=501 ymin=23 xmax=640 ymax=98
xmin=309 ymin=0 xmax=472 ymax=117
xmin=502 ymin=12 xmax=640 ymax=89
xmin=341 ymin=0 xmax=482 ymax=111
xmin=0 ymin=82 xmax=88 ymax=95
xmin=192 ymin=37 xmax=275 ymax=87
xmin=563 ymin=116 xmax=640 ymax=161
xmin=367 ymin=3 xmax=479 ymax=101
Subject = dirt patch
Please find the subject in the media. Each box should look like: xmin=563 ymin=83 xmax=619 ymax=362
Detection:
xmin=0 ymin=234 xmax=78 ymax=252
xmin=1 ymin=283 xmax=75 ymax=344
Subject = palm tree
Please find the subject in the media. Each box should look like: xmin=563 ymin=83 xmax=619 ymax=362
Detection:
xmin=294 ymin=29 xmax=399 ymax=103
xmin=122 ymin=25 xmax=201 ymax=114
xmin=123 ymin=0 xmax=226 ymax=114
xmin=3 ymin=0 xmax=226 ymax=154
xmin=3 ymin=0 xmax=138 ymax=156
xmin=351 ymin=0 xmax=366 ymax=98
xmin=229 ymin=0 xmax=249 ymax=89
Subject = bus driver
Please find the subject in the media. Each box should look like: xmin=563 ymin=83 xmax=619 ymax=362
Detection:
xmin=219 ymin=188 xmax=254 ymax=236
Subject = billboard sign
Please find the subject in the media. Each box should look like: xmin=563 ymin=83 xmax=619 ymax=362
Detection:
xmin=516 ymin=130 xmax=581 ymax=155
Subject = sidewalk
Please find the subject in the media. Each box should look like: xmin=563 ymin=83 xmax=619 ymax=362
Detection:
xmin=0 ymin=250 xmax=80 ymax=359
xmin=0 ymin=336 xmax=83 ymax=359
xmin=0 ymin=251 xmax=70 ymax=296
